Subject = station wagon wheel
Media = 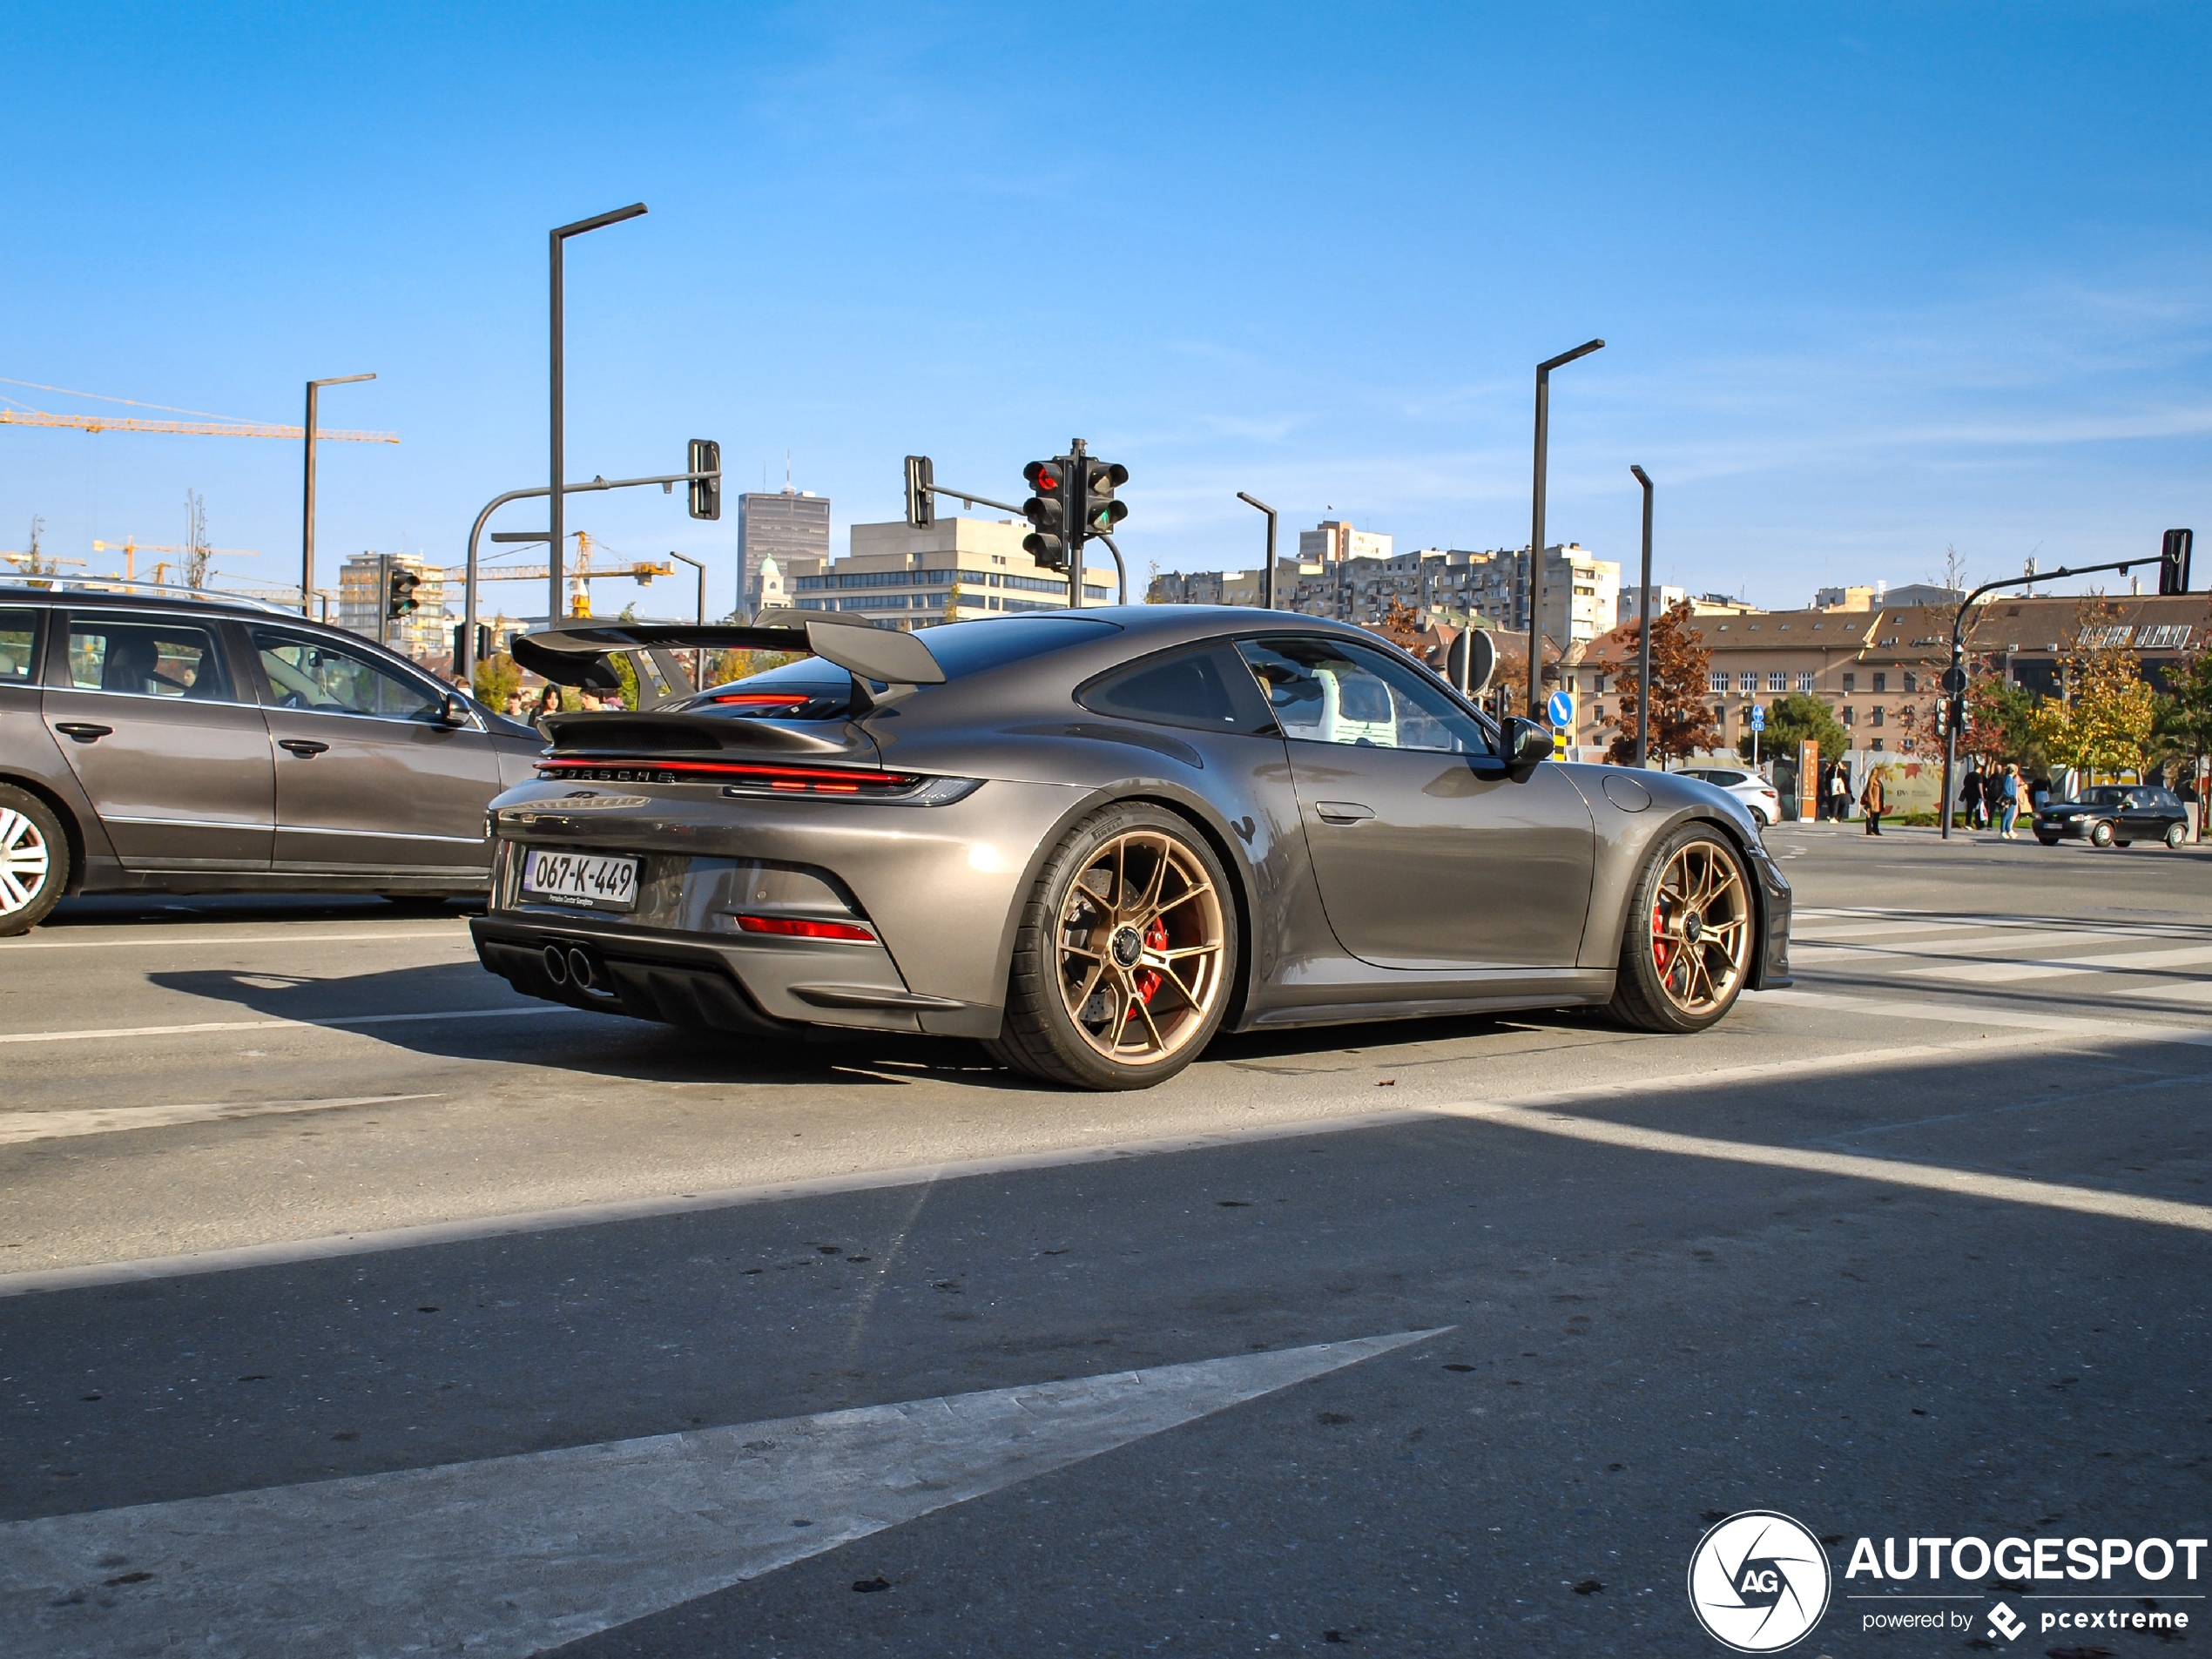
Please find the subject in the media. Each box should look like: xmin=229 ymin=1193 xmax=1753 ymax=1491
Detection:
xmin=0 ymin=786 xmax=68 ymax=937
xmin=1608 ymin=825 xmax=1754 ymax=1035
xmin=989 ymin=804 xmax=1238 ymax=1090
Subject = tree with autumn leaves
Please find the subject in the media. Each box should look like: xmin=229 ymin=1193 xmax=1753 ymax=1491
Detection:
xmin=1602 ymin=600 xmax=1722 ymax=766
xmin=2028 ymin=598 xmax=2161 ymax=779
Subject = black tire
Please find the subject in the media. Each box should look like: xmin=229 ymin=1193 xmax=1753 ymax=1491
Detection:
xmin=0 ymin=785 xmax=70 ymax=937
xmin=1608 ymin=824 xmax=1755 ymax=1035
xmin=987 ymin=802 xmax=1238 ymax=1090
xmin=2089 ymin=819 xmax=2114 ymax=847
xmin=2168 ymin=823 xmax=2188 ymax=850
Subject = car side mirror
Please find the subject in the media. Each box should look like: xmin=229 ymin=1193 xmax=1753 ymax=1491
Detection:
xmin=438 ymin=692 xmax=471 ymax=728
xmin=1502 ymin=716 xmax=1552 ymax=774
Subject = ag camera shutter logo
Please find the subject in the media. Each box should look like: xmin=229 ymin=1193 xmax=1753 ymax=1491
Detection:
xmin=1687 ymin=1510 xmax=1832 ymax=1652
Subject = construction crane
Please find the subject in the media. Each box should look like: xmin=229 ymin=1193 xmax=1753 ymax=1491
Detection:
xmin=91 ymin=538 xmax=259 ymax=584
xmin=451 ymin=532 xmax=673 ymax=619
xmin=0 ymin=377 xmax=395 ymax=444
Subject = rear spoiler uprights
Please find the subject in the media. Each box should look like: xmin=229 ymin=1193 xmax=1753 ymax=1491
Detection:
xmin=510 ymin=609 xmax=946 ymax=707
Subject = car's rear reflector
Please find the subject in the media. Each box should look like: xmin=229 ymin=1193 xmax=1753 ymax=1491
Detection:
xmin=733 ymin=914 xmax=877 ymax=942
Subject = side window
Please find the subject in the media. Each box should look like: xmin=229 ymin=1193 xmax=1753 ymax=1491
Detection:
xmin=63 ymin=615 xmax=233 ymax=701
xmin=252 ymin=628 xmax=442 ymax=720
xmin=0 ymin=609 xmax=39 ymax=685
xmin=1237 ymin=637 xmax=1493 ymax=756
xmin=1077 ymin=644 xmax=1271 ymax=734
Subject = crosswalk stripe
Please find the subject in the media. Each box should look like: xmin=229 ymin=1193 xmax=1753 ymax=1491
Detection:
xmin=0 ymin=1331 xmax=1444 ymax=1659
xmin=1899 ymin=942 xmax=2212 ymax=984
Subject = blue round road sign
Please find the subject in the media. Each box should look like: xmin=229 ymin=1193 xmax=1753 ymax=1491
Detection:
xmin=1547 ymin=691 xmax=1575 ymax=727
xmin=1750 ymin=705 xmax=1766 ymax=732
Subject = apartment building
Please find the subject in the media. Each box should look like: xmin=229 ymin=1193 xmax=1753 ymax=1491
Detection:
xmin=785 ymin=517 xmax=1109 ymax=629
xmin=337 ymin=551 xmax=446 ymax=659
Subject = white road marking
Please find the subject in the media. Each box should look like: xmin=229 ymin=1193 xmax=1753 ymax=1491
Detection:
xmin=0 ymin=1095 xmax=441 ymax=1146
xmin=1794 ymin=926 xmax=2173 ymax=962
xmin=0 ymin=1006 xmax=570 ymax=1046
xmin=1897 ymin=942 xmax=2212 ymax=984
xmin=0 ymin=1330 xmax=1445 ymax=1659
xmin=11 ymin=1007 xmax=2209 ymax=1298
xmin=0 ymin=929 xmax=470 ymax=953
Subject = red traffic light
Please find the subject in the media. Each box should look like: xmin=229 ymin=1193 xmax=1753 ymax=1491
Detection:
xmin=1024 ymin=461 xmax=1063 ymax=493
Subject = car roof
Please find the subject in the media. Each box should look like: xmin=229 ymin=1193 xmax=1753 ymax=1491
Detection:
xmin=0 ymin=583 xmax=281 ymax=622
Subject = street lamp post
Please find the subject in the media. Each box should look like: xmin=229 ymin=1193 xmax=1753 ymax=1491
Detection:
xmin=664 ymin=549 xmax=707 ymax=688
xmin=1527 ymin=339 xmax=1605 ymax=718
xmin=1236 ymin=492 xmax=1278 ymax=610
xmin=302 ymin=373 xmax=375 ymax=614
xmin=550 ymin=203 xmax=647 ymax=627
xmin=1629 ymin=464 xmax=1655 ymax=769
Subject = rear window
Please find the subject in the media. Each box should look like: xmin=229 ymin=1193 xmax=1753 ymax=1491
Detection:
xmin=0 ymin=608 xmax=37 ymax=684
xmin=64 ymin=614 xmax=233 ymax=701
xmin=1078 ymin=645 xmax=1271 ymax=734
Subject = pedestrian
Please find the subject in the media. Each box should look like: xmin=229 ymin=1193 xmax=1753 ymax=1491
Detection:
xmin=502 ymin=690 xmax=525 ymax=719
xmin=1859 ymin=768 xmax=1885 ymax=835
xmin=530 ymin=683 xmax=562 ymax=734
xmin=1830 ymin=763 xmax=1851 ymax=824
xmin=1999 ymin=764 xmax=2023 ymax=839
xmin=1959 ymin=762 xmax=1982 ymax=830
xmin=1977 ymin=766 xmax=2000 ymax=830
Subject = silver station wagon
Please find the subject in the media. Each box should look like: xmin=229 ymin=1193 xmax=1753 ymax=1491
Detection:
xmin=0 ymin=583 xmax=545 ymax=934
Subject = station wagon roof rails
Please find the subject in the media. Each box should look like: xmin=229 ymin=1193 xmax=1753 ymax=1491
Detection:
xmin=0 ymin=575 xmax=301 ymax=614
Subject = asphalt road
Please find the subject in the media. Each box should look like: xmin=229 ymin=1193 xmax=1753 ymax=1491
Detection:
xmin=3 ymin=822 xmax=2209 ymax=1656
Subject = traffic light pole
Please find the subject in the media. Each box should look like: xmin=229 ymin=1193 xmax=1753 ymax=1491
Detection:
xmin=457 ymin=465 xmax=719 ymax=685
xmin=1936 ymin=554 xmax=2150 ymax=842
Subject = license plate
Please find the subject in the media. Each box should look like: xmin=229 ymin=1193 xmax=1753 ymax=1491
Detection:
xmin=521 ymin=848 xmax=640 ymax=910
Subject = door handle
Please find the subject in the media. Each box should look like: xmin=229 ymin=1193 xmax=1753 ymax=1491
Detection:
xmin=54 ymin=723 xmax=112 ymax=743
xmin=1314 ymin=800 xmax=1375 ymax=825
xmin=279 ymin=738 xmax=330 ymax=758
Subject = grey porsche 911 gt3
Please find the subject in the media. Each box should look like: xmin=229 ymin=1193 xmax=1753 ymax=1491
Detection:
xmin=470 ymin=605 xmax=1791 ymax=1090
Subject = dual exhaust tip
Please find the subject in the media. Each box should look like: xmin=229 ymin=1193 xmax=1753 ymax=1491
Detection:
xmin=543 ymin=944 xmax=605 ymax=993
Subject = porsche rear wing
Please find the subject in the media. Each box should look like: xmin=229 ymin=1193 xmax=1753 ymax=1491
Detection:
xmin=510 ymin=609 xmax=946 ymax=708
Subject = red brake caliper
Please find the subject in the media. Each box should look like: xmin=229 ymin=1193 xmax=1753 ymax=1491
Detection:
xmin=1651 ymin=900 xmax=1672 ymax=969
xmin=1126 ymin=916 xmax=1170 ymax=1017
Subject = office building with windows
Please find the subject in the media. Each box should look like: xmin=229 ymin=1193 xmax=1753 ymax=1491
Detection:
xmin=738 ymin=489 xmax=831 ymax=618
xmin=784 ymin=517 xmax=1109 ymax=629
xmin=336 ymin=551 xmax=446 ymax=660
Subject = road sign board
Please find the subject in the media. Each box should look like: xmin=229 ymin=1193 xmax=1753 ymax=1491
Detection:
xmin=1750 ymin=705 xmax=1766 ymax=732
xmin=1547 ymin=690 xmax=1575 ymax=727
xmin=1940 ymin=665 xmax=1968 ymax=695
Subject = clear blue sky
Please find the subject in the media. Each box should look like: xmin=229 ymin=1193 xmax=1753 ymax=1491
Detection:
xmin=4 ymin=3 xmax=2209 ymax=618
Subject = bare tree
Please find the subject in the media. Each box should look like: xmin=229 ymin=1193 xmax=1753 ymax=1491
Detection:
xmin=182 ymin=491 xmax=210 ymax=590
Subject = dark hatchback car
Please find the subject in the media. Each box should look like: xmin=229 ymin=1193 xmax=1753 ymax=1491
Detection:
xmin=2033 ymin=784 xmax=2192 ymax=849
xmin=0 ymin=583 xmax=545 ymax=934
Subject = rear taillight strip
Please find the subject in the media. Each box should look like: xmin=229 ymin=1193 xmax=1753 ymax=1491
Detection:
xmin=536 ymin=757 xmax=918 ymax=792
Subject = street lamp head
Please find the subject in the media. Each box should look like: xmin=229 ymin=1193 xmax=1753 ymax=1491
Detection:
xmin=309 ymin=373 xmax=376 ymax=390
xmin=555 ymin=202 xmax=649 ymax=240
xmin=1629 ymin=464 xmax=1652 ymax=489
xmin=1236 ymin=492 xmax=1274 ymax=515
xmin=1538 ymin=338 xmax=1606 ymax=374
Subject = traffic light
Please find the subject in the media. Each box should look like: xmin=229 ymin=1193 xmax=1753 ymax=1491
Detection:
xmin=1022 ymin=459 xmax=1069 ymax=570
xmin=387 ymin=564 xmax=421 ymax=620
xmin=454 ymin=623 xmax=493 ymax=664
xmin=1076 ymin=458 xmax=1129 ymax=541
xmin=904 ymin=455 xmax=935 ymax=529
xmin=2161 ymin=528 xmax=2193 ymax=595
xmin=688 ymin=439 xmax=721 ymax=521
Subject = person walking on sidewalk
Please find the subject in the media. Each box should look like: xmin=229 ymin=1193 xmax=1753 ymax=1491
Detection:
xmin=1859 ymin=768 xmax=1885 ymax=835
xmin=1960 ymin=762 xmax=1984 ymax=830
xmin=1831 ymin=763 xmax=1852 ymax=824
xmin=1999 ymin=764 xmax=2022 ymax=839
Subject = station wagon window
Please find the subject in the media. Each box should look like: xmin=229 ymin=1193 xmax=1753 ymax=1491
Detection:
xmin=252 ymin=627 xmax=442 ymax=720
xmin=1077 ymin=645 xmax=1271 ymax=735
xmin=0 ymin=609 xmax=37 ymax=683
xmin=63 ymin=614 xmax=232 ymax=701
xmin=1237 ymin=637 xmax=1493 ymax=755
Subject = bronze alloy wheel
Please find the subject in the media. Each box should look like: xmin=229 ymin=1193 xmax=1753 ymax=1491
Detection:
xmin=1646 ymin=837 xmax=1751 ymax=1015
xmin=1054 ymin=828 xmax=1227 ymax=1063
xmin=990 ymin=804 xmax=1240 ymax=1089
xmin=1608 ymin=826 xmax=1754 ymax=1035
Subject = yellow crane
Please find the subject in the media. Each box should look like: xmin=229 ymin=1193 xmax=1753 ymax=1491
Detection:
xmin=452 ymin=532 xmax=672 ymax=619
xmin=0 ymin=377 xmax=395 ymax=444
xmin=91 ymin=538 xmax=259 ymax=585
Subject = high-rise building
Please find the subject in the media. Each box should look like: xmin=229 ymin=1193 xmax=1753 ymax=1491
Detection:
xmin=1618 ymin=584 xmax=1689 ymax=624
xmin=785 ymin=517 xmax=1109 ymax=629
xmin=1297 ymin=519 xmax=1393 ymax=564
xmin=337 ymin=551 xmax=447 ymax=660
xmin=738 ymin=487 xmax=831 ymax=618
